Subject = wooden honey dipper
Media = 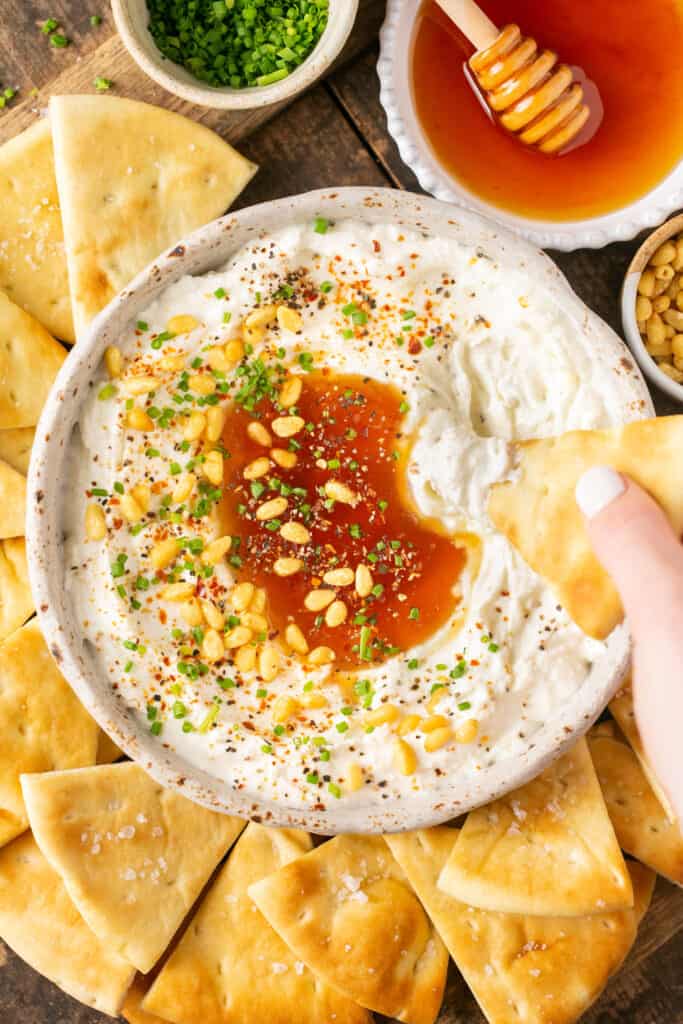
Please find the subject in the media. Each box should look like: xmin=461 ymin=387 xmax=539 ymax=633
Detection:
xmin=436 ymin=0 xmax=594 ymax=155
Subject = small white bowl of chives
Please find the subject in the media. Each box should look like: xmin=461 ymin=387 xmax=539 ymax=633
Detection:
xmin=112 ymin=0 xmax=358 ymax=110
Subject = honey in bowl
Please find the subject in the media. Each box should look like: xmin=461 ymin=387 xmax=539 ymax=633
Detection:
xmin=412 ymin=0 xmax=683 ymax=222
xmin=220 ymin=370 xmax=466 ymax=671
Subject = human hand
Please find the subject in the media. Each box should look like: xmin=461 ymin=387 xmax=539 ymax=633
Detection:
xmin=576 ymin=467 xmax=683 ymax=824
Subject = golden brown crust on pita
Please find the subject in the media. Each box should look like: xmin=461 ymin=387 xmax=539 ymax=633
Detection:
xmin=122 ymin=976 xmax=170 ymax=1024
xmin=489 ymin=416 xmax=683 ymax=639
xmin=0 ymin=538 xmax=33 ymax=641
xmin=144 ymin=823 xmax=370 ymax=1024
xmin=0 ymin=427 xmax=34 ymax=475
xmin=249 ymin=833 xmax=448 ymax=1024
xmin=21 ymin=762 xmax=245 ymax=974
xmin=0 ymin=290 xmax=66 ymax=430
xmin=438 ymin=738 xmax=633 ymax=916
xmin=0 ymin=832 xmax=134 ymax=1015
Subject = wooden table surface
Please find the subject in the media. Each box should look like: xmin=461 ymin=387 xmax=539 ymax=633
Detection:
xmin=1 ymin=3 xmax=682 ymax=1022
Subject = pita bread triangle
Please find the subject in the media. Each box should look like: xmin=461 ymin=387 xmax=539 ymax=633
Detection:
xmin=21 ymin=761 xmax=246 ymax=973
xmin=610 ymin=681 xmax=677 ymax=822
xmin=0 ymin=537 xmax=33 ymax=642
xmin=489 ymin=416 xmax=683 ymax=639
xmin=249 ymin=833 xmax=449 ymax=1024
xmin=0 ymin=289 xmax=66 ymax=430
xmin=0 ymin=831 xmax=135 ymax=1015
xmin=144 ymin=823 xmax=371 ymax=1024
xmin=438 ymin=738 xmax=633 ymax=916
xmin=589 ymin=732 xmax=683 ymax=887
xmin=0 ymin=426 xmax=35 ymax=475
xmin=387 ymin=827 xmax=654 ymax=1024
xmin=0 ymin=118 xmax=74 ymax=342
xmin=50 ymin=94 xmax=257 ymax=339
xmin=122 ymin=975 xmax=170 ymax=1024
xmin=0 ymin=457 xmax=26 ymax=539
xmin=0 ymin=618 xmax=98 ymax=849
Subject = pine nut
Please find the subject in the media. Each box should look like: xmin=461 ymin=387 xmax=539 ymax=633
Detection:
xmin=205 ymin=346 xmax=230 ymax=373
xmin=167 ymin=314 xmax=199 ymax=334
xmin=183 ymin=411 xmax=206 ymax=442
xmin=421 ymin=715 xmax=449 ymax=733
xmin=188 ymin=373 xmax=216 ymax=396
xmin=323 ymin=568 xmax=354 ymax=587
xmin=355 ymin=563 xmax=373 ymax=598
xmin=304 ymin=589 xmax=335 ymax=612
xmin=256 ymin=497 xmax=288 ymax=521
xmin=203 ymin=450 xmax=224 ymax=486
xmin=651 ymin=241 xmax=677 ymax=266
xmin=202 ymin=628 xmax=225 ymax=663
xmin=201 ymin=599 xmax=225 ymax=630
xmin=150 ymin=537 xmax=181 ymax=570
xmin=181 ymin=598 xmax=204 ymax=627
xmin=273 ymin=557 xmax=303 ymax=577
xmin=120 ymin=493 xmax=144 ymax=523
xmin=271 ymin=415 xmax=305 ymax=438
xmin=205 ymin=406 xmax=226 ymax=443
xmin=159 ymin=353 xmax=186 ymax=372
xmin=161 ymin=582 xmax=196 ymax=601
xmin=127 ymin=407 xmax=154 ymax=431
xmin=244 ymin=457 xmax=271 ymax=480
xmin=172 ymin=472 xmax=196 ymax=504
xmin=247 ymin=421 xmax=271 ymax=446
xmin=231 ymin=581 xmax=254 ymax=612
xmin=243 ymin=324 xmax=264 ymax=346
xmin=234 ymin=644 xmax=256 ymax=672
xmin=245 ymin=305 xmax=277 ymax=329
xmin=131 ymin=484 xmax=151 ymax=514
xmin=455 ymin=719 xmax=479 ymax=744
xmin=241 ymin=611 xmax=268 ymax=632
xmin=394 ymin=739 xmax=417 ymax=776
xmin=345 ymin=763 xmax=364 ymax=791
xmin=104 ymin=345 xmax=122 ymax=378
xmin=307 ymin=646 xmax=335 ymax=666
xmin=285 ymin=623 xmax=309 ymax=655
xmin=280 ymin=521 xmax=310 ymax=544
xmin=324 ymin=479 xmax=358 ymax=506
xmin=365 ymin=704 xmax=400 ymax=727
xmin=272 ymin=695 xmax=299 ymax=724
xmin=398 ymin=714 xmax=422 ymax=737
xmin=299 ymin=691 xmax=328 ymax=709
xmin=250 ymin=588 xmax=267 ymax=614
xmin=424 ymin=727 xmax=452 ymax=752
xmin=278 ymin=376 xmax=302 ymax=408
xmin=224 ymin=338 xmax=245 ymax=364
xmin=325 ymin=600 xmax=347 ymax=628
xmin=85 ymin=503 xmax=107 ymax=540
xmin=124 ymin=375 xmax=160 ymax=396
xmin=427 ymin=688 xmax=448 ymax=713
xmin=201 ymin=535 xmax=233 ymax=565
xmin=276 ymin=306 xmax=303 ymax=333
xmin=259 ymin=644 xmax=281 ymax=682
xmin=271 ymin=447 xmax=298 ymax=469
xmin=225 ymin=625 xmax=253 ymax=648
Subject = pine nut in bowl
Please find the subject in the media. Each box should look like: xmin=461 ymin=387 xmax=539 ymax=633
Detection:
xmin=28 ymin=187 xmax=651 ymax=835
xmin=621 ymin=214 xmax=683 ymax=404
xmin=112 ymin=0 xmax=358 ymax=110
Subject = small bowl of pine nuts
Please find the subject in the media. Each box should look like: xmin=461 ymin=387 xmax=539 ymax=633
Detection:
xmin=622 ymin=213 xmax=683 ymax=402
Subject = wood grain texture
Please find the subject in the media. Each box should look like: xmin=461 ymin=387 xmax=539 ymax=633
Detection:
xmin=0 ymin=2 xmax=681 ymax=1022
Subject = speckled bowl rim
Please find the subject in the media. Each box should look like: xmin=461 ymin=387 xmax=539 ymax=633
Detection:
xmin=27 ymin=187 xmax=652 ymax=834
xmin=111 ymin=0 xmax=359 ymax=111
xmin=378 ymin=1 xmax=683 ymax=253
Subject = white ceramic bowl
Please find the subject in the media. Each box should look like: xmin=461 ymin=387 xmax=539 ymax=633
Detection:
xmin=621 ymin=214 xmax=683 ymax=404
xmin=28 ymin=187 xmax=650 ymax=833
xmin=112 ymin=0 xmax=358 ymax=110
xmin=378 ymin=1 xmax=683 ymax=252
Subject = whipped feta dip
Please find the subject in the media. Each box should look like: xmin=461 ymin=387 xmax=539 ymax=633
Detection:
xmin=65 ymin=218 xmax=646 ymax=816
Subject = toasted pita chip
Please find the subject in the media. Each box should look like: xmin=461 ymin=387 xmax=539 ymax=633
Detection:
xmin=249 ymin=834 xmax=448 ymax=1024
xmin=21 ymin=762 xmax=245 ymax=973
xmin=0 ymin=619 xmax=98 ymax=848
xmin=0 ymin=832 xmax=134 ymax=1015
xmin=610 ymin=682 xmax=677 ymax=823
xmin=0 ymin=427 xmax=34 ymax=475
xmin=0 ymin=458 xmax=26 ymax=539
xmin=122 ymin=976 xmax=170 ymax=1024
xmin=50 ymin=95 xmax=257 ymax=339
xmin=0 ymin=538 xmax=33 ymax=641
xmin=96 ymin=730 xmax=124 ymax=764
xmin=388 ymin=827 xmax=653 ymax=1024
xmin=0 ymin=290 xmax=66 ymax=430
xmin=0 ymin=119 xmax=74 ymax=342
xmin=489 ymin=416 xmax=683 ymax=639
xmin=144 ymin=823 xmax=371 ymax=1024
xmin=589 ymin=734 xmax=683 ymax=886
xmin=438 ymin=738 xmax=633 ymax=916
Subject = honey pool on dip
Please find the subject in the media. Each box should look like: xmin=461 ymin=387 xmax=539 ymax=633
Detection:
xmin=412 ymin=0 xmax=683 ymax=222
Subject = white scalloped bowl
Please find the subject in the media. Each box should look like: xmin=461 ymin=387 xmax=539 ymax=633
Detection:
xmin=379 ymin=1 xmax=683 ymax=252
xmin=28 ymin=188 xmax=651 ymax=834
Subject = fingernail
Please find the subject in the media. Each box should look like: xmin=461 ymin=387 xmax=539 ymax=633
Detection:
xmin=575 ymin=466 xmax=625 ymax=519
